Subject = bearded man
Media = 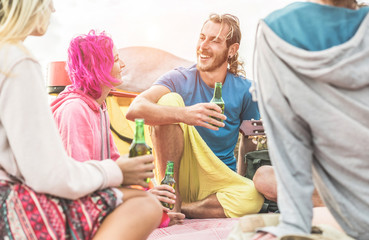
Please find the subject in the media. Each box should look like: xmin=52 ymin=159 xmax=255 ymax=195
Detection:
xmin=127 ymin=13 xmax=263 ymax=219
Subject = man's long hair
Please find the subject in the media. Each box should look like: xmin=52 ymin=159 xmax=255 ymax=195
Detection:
xmin=333 ymin=0 xmax=360 ymax=8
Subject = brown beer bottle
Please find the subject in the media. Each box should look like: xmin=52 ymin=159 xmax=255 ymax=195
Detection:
xmin=129 ymin=118 xmax=152 ymax=183
xmin=210 ymin=82 xmax=225 ymax=123
xmin=160 ymin=161 xmax=176 ymax=210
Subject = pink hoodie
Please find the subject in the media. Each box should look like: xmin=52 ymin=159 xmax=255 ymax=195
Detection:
xmin=50 ymin=85 xmax=120 ymax=162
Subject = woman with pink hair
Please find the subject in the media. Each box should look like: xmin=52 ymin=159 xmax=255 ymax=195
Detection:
xmin=51 ymin=30 xmax=184 ymax=227
xmin=51 ymin=30 xmax=124 ymax=162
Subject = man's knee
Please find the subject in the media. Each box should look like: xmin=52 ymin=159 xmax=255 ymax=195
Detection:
xmin=253 ymin=166 xmax=275 ymax=187
xmin=253 ymin=166 xmax=277 ymax=202
xmin=151 ymin=124 xmax=184 ymax=145
xmin=157 ymin=92 xmax=185 ymax=107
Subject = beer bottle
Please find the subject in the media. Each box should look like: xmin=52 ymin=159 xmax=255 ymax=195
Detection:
xmin=210 ymin=82 xmax=225 ymax=123
xmin=160 ymin=161 xmax=176 ymax=210
xmin=129 ymin=118 xmax=152 ymax=183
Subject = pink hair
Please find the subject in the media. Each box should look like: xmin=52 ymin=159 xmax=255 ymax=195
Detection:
xmin=66 ymin=30 xmax=120 ymax=99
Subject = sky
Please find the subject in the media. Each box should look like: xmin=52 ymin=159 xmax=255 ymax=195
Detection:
xmin=24 ymin=0 xmax=296 ymax=80
xmin=24 ymin=0 xmax=369 ymax=81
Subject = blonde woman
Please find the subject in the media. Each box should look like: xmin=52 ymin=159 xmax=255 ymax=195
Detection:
xmin=0 ymin=0 xmax=162 ymax=239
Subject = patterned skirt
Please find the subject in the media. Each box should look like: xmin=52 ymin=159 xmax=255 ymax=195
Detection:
xmin=0 ymin=180 xmax=117 ymax=240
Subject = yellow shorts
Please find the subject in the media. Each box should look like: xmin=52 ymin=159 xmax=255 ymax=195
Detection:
xmin=155 ymin=93 xmax=264 ymax=218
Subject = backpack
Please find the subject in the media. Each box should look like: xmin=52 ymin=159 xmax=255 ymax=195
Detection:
xmin=244 ymin=149 xmax=279 ymax=213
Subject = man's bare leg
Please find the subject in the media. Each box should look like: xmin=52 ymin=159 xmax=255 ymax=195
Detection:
xmin=253 ymin=166 xmax=277 ymax=202
xmin=152 ymin=125 xmax=227 ymax=219
xmin=151 ymin=124 xmax=184 ymax=212
xmin=253 ymin=166 xmax=325 ymax=207
xmin=181 ymin=194 xmax=227 ymax=218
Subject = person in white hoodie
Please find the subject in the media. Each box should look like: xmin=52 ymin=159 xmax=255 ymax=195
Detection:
xmin=249 ymin=0 xmax=369 ymax=239
xmin=0 ymin=0 xmax=162 ymax=239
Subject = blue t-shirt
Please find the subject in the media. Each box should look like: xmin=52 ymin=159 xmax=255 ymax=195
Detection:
xmin=265 ymin=2 xmax=369 ymax=51
xmin=154 ymin=64 xmax=260 ymax=171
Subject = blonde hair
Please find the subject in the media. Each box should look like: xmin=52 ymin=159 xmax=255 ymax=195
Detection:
xmin=206 ymin=13 xmax=246 ymax=77
xmin=0 ymin=0 xmax=52 ymax=45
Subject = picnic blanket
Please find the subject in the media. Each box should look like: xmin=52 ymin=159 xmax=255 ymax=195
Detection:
xmin=148 ymin=218 xmax=239 ymax=240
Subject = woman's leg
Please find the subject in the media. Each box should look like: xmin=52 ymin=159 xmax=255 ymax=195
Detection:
xmin=93 ymin=188 xmax=162 ymax=240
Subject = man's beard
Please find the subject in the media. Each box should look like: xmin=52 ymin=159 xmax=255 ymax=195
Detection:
xmin=197 ymin=48 xmax=228 ymax=72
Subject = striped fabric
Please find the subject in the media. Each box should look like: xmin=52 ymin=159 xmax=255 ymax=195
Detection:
xmin=0 ymin=180 xmax=117 ymax=240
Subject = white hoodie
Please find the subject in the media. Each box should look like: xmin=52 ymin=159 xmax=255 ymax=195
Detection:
xmin=0 ymin=43 xmax=122 ymax=199
xmin=254 ymin=13 xmax=369 ymax=240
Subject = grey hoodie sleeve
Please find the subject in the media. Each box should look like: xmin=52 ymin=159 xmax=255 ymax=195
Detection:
xmin=253 ymin=14 xmax=369 ymax=239
xmin=253 ymin=23 xmax=315 ymax=236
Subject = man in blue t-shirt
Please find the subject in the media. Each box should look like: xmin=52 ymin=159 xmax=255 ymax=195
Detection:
xmin=127 ymin=13 xmax=263 ymax=219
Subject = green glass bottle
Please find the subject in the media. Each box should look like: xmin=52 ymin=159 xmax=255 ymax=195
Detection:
xmin=160 ymin=161 xmax=176 ymax=210
xmin=129 ymin=118 xmax=152 ymax=183
xmin=210 ymin=82 xmax=225 ymax=123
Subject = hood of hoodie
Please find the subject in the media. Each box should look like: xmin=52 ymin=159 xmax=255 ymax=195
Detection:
xmin=256 ymin=12 xmax=369 ymax=90
xmin=50 ymin=85 xmax=105 ymax=113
